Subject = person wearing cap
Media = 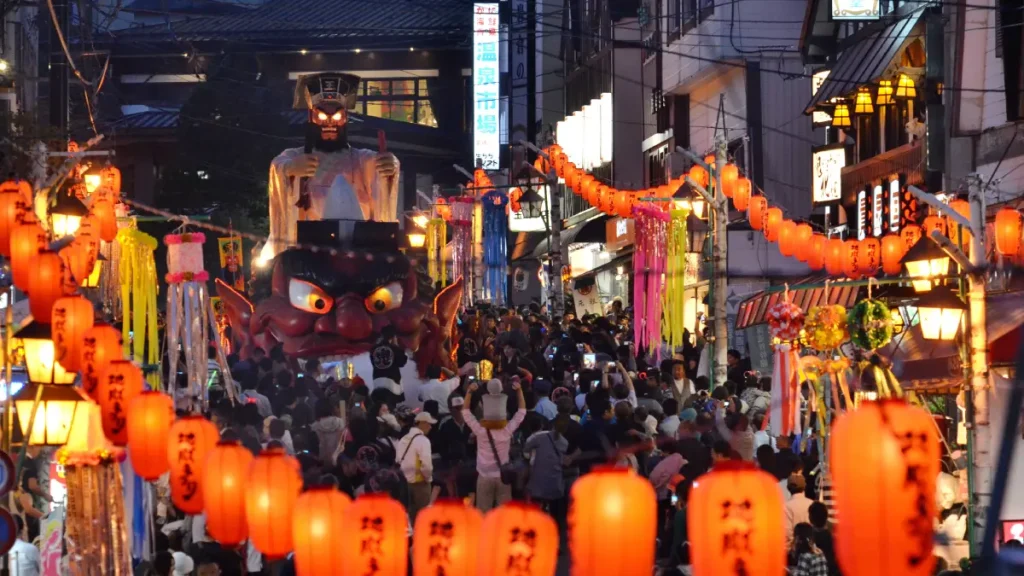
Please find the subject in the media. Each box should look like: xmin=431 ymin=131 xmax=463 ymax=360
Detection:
xmin=462 ymin=379 xmax=526 ymax=512
xmin=533 ymin=379 xmax=557 ymax=420
xmin=784 ymin=472 xmax=814 ymax=548
xmin=396 ymin=411 xmax=436 ymax=521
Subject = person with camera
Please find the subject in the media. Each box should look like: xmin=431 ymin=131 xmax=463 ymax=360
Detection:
xmin=461 ymin=379 xmax=526 ymax=512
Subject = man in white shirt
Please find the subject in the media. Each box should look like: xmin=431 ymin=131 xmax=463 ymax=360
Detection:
xmin=8 ymin=516 xmax=39 ymax=576
xmin=396 ymin=412 xmax=436 ymax=521
xmin=751 ymin=413 xmax=777 ymax=452
xmin=418 ymin=367 xmax=461 ymax=414
xmin=784 ymin=473 xmax=814 ymax=548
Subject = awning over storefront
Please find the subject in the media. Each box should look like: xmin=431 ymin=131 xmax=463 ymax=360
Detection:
xmin=530 ymin=213 xmax=610 ymax=259
xmin=735 ymin=277 xmax=861 ymax=330
xmin=804 ymin=7 xmax=924 ymax=113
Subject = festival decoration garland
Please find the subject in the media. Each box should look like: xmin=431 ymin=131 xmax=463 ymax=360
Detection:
xmin=661 ymin=208 xmax=689 ymax=352
xmin=767 ymin=298 xmax=805 ymax=342
xmin=633 ymin=203 xmax=669 ymax=358
xmin=847 ymin=299 xmax=894 ymax=351
xmin=804 ymin=304 xmax=849 ymax=351
xmin=481 ymin=190 xmax=508 ymax=305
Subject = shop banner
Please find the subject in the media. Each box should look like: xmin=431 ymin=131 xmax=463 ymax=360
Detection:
xmin=217 ymin=237 xmax=245 ymax=292
xmin=572 ymin=278 xmax=603 ymax=317
xmin=39 ymin=506 xmax=64 ymax=576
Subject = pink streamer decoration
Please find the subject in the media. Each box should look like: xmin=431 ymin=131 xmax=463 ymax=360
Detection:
xmin=632 ymin=204 xmax=669 ymax=361
xmin=451 ymin=197 xmax=475 ymax=308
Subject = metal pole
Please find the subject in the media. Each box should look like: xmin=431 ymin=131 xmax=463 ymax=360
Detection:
xmin=711 ymin=136 xmax=729 ymax=387
xmin=966 ymin=173 xmax=991 ymax=556
xmin=48 ymin=0 xmax=69 ymax=135
xmin=520 ymin=141 xmax=564 ymax=317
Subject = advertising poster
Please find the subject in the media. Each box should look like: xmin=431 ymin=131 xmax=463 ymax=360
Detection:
xmin=217 ymin=236 xmax=245 ymax=292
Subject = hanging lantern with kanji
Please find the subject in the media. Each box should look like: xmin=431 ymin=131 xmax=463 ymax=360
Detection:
xmin=842 ymin=239 xmax=863 ymax=279
xmin=777 ymin=220 xmax=798 ymax=257
xmin=825 ymin=238 xmax=846 ymax=276
xmin=92 ymin=198 xmax=118 ymax=243
xmin=995 ymin=207 xmax=1022 ymax=257
xmin=569 ymin=467 xmax=657 ymax=575
xmin=0 ymin=180 xmax=33 ymax=204
xmin=721 ymin=163 xmax=739 ymax=198
xmin=0 ymin=187 xmax=27 ymax=258
xmin=204 ymin=441 xmax=255 ymax=547
xmin=96 ymin=359 xmax=143 ymax=446
xmin=293 ymin=487 xmax=352 ymax=576
xmin=763 ymin=207 xmax=784 ymax=242
xmin=946 ymin=198 xmax=972 ymax=248
xmin=28 ymin=251 xmax=66 ymax=323
xmin=900 ymin=224 xmax=923 ymax=252
xmin=734 ymin=177 xmax=752 ymax=211
xmin=412 ymin=500 xmax=482 ymax=576
xmin=688 ymin=461 xmax=786 ymax=576
xmin=689 ymin=163 xmax=709 ymax=190
xmin=748 ymin=195 xmax=768 ymax=231
xmin=168 ymin=416 xmax=220 ymax=515
xmin=830 ymin=400 xmax=939 ymax=576
xmin=793 ymin=224 xmax=814 ymax=262
xmin=479 ymin=502 xmax=558 ymax=576
xmin=246 ymin=447 xmax=302 ymax=559
xmin=127 ymin=391 xmax=174 ymax=481
xmin=922 ymin=214 xmax=946 ymax=238
xmin=10 ymin=221 xmax=46 ymax=292
xmin=858 ymin=237 xmax=881 ymax=277
xmin=806 ymin=234 xmax=827 ymax=271
xmin=881 ymin=234 xmax=906 ymax=275
xmin=51 ymin=295 xmax=94 ymax=373
xmin=80 ymin=324 xmax=123 ymax=400
xmin=340 ymin=494 xmax=409 ymax=576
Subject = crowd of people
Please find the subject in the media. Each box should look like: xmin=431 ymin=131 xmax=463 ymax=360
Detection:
xmin=10 ymin=300 xmax=969 ymax=575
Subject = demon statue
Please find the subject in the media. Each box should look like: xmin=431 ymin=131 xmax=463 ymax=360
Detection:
xmin=260 ymin=72 xmax=400 ymax=262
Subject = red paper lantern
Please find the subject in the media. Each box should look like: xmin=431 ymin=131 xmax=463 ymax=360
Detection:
xmin=793 ymin=224 xmax=814 ymax=262
xmin=293 ymin=487 xmax=352 ymax=576
xmin=80 ymin=324 xmax=123 ymax=400
xmin=92 ymin=198 xmax=118 ymax=243
xmin=825 ymin=238 xmax=846 ymax=276
xmin=168 ymin=416 xmax=220 ymax=514
xmin=0 ymin=180 xmax=33 ymax=204
xmin=763 ymin=207 xmax=784 ymax=242
xmin=995 ymin=207 xmax=1022 ymax=256
xmin=688 ymin=461 xmax=786 ymax=576
xmin=204 ymin=441 xmax=255 ymax=546
xmin=777 ymin=220 xmax=798 ymax=257
xmin=721 ymin=163 xmax=739 ymax=198
xmin=479 ymin=502 xmax=558 ymax=576
xmin=10 ymin=222 xmax=46 ymax=292
xmin=922 ymin=214 xmax=946 ymax=238
xmin=747 ymin=195 xmax=768 ymax=231
xmin=859 ymin=237 xmax=881 ymax=277
xmin=614 ymin=191 xmax=632 ymax=218
xmin=101 ymin=165 xmax=122 ymax=196
xmin=0 ymin=188 xmax=25 ymax=258
xmin=842 ymin=239 xmax=863 ymax=279
xmin=578 ymin=175 xmax=594 ymax=198
xmin=830 ymin=400 xmax=939 ymax=576
xmin=246 ymin=448 xmax=302 ymax=559
xmin=946 ymin=198 xmax=972 ymax=247
xmin=569 ymin=467 xmax=657 ymax=575
xmin=733 ymin=177 xmax=751 ymax=211
xmin=566 ymin=165 xmax=580 ymax=191
xmin=599 ymin=187 xmax=614 ymax=214
xmin=64 ymin=218 xmax=99 ymax=285
xmin=806 ymin=234 xmax=826 ymax=271
xmin=881 ymin=234 xmax=906 ymax=275
xmin=413 ymin=500 xmax=482 ymax=576
xmin=901 ymin=224 xmax=923 ymax=252
xmin=689 ymin=164 xmax=709 ymax=190
xmin=28 ymin=251 xmax=65 ymax=323
xmin=127 ymin=391 xmax=174 ymax=480
xmin=340 ymin=494 xmax=409 ymax=576
xmin=51 ymin=296 xmax=94 ymax=373
xmin=96 ymin=359 xmax=143 ymax=446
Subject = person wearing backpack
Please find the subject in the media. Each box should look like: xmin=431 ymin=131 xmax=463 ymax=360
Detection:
xmin=396 ymin=412 xmax=436 ymax=522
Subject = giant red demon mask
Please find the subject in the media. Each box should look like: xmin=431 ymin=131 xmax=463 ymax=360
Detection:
xmin=294 ymin=72 xmax=359 ymax=152
xmin=216 ymin=248 xmax=462 ymax=376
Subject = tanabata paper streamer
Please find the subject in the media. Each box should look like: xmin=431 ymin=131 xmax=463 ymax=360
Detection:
xmin=117 ymin=229 xmax=159 ymax=389
xmin=451 ymin=197 xmax=475 ymax=307
xmin=767 ymin=298 xmax=805 ymax=342
xmin=165 ymin=231 xmax=211 ymax=410
xmin=662 ymin=208 xmax=689 ymax=353
xmin=426 ymin=217 xmax=447 ymax=287
xmin=769 ymin=343 xmax=803 ymax=437
xmin=481 ymin=190 xmax=508 ymax=305
xmin=847 ymin=299 xmax=894 ymax=351
xmin=804 ymin=305 xmax=848 ymax=351
xmin=633 ymin=203 xmax=669 ymax=360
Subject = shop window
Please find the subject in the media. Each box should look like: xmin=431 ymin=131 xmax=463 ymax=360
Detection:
xmin=358 ymin=78 xmax=438 ymax=127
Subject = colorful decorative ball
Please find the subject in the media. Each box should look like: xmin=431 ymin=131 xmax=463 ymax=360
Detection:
xmin=847 ymin=299 xmax=894 ymax=351
xmin=804 ymin=305 xmax=849 ymax=352
xmin=766 ymin=299 xmax=805 ymax=342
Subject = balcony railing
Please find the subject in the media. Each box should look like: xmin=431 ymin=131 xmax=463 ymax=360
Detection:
xmin=841 ymin=140 xmax=924 ymax=193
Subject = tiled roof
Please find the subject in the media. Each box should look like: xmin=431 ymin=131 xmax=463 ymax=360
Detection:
xmin=110 ymin=0 xmax=472 ymax=43
xmin=108 ymin=110 xmax=181 ymax=130
xmin=122 ymin=0 xmax=252 ymax=16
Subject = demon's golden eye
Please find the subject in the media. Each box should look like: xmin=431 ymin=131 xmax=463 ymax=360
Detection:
xmin=288 ymin=279 xmax=333 ymax=314
xmin=332 ymin=112 xmax=343 ymax=121
xmin=317 ymin=111 xmax=328 ymax=121
xmin=364 ymin=282 xmax=403 ymax=314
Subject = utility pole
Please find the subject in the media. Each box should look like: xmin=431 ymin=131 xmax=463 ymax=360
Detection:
xmin=966 ymin=173 xmax=991 ymax=556
xmin=520 ymin=140 xmax=563 ymax=318
xmin=710 ymin=135 xmax=729 ymax=387
xmin=48 ymin=0 xmax=69 ymax=135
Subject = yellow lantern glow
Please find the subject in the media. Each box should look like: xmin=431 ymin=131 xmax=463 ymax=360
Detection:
xmin=917 ymin=290 xmax=966 ymax=341
xmin=876 ymin=80 xmax=894 ymax=105
xmin=15 ymin=320 xmax=77 ymax=385
xmin=832 ymin=102 xmax=852 ymax=128
xmin=408 ymin=232 xmax=426 ymax=248
xmin=13 ymin=383 xmax=90 ymax=446
xmin=49 ymin=187 xmax=88 ymax=238
xmin=895 ymin=73 xmax=917 ymax=99
xmin=902 ymin=237 xmax=950 ymax=293
xmin=854 ymin=88 xmax=874 ymax=115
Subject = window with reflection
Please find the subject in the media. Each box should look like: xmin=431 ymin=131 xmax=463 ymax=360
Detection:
xmin=357 ymin=78 xmax=438 ymax=127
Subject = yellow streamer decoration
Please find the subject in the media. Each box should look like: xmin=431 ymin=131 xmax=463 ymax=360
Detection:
xmin=117 ymin=228 xmax=160 ymax=389
xmin=426 ymin=217 xmax=447 ymax=286
xmin=661 ymin=208 xmax=689 ymax=351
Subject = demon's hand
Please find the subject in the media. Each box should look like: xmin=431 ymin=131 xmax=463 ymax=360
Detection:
xmin=284 ymin=154 xmax=320 ymax=179
xmin=376 ymin=153 xmax=399 ymax=178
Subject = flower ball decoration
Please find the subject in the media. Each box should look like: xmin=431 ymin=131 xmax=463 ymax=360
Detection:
xmin=846 ymin=299 xmax=894 ymax=351
xmin=766 ymin=300 xmax=805 ymax=343
xmin=805 ymin=305 xmax=849 ymax=352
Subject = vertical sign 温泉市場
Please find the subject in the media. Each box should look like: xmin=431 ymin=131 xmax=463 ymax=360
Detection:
xmin=473 ymin=3 xmax=501 ymax=170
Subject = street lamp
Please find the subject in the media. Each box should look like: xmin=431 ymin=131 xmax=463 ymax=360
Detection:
xmin=916 ymin=289 xmax=966 ymax=341
xmin=50 ymin=181 xmax=90 ymax=238
xmin=11 ymin=320 xmax=89 ymax=445
xmin=407 ymin=232 xmax=426 ymax=248
xmin=411 ymin=213 xmax=430 ymax=229
xmin=902 ymin=236 xmax=951 ymax=293
xmin=674 ymin=186 xmax=706 ymax=220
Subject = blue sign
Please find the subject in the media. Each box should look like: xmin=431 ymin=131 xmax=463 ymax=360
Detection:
xmin=0 ymin=509 xmax=16 ymax=555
